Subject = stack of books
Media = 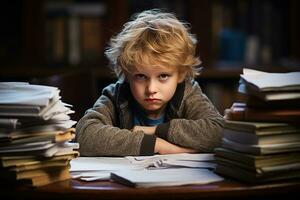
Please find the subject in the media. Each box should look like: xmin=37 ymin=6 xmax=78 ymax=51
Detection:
xmin=0 ymin=82 xmax=79 ymax=187
xmin=215 ymin=68 xmax=300 ymax=183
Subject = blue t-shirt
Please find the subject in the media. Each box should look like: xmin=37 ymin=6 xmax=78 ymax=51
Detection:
xmin=133 ymin=105 xmax=165 ymax=126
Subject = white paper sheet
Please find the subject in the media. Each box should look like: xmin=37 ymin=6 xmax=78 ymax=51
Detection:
xmin=241 ymin=68 xmax=300 ymax=91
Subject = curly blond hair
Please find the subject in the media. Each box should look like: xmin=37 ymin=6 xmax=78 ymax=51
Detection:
xmin=105 ymin=9 xmax=201 ymax=80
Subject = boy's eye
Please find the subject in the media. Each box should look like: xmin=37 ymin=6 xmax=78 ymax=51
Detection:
xmin=159 ymin=74 xmax=170 ymax=81
xmin=134 ymin=74 xmax=146 ymax=80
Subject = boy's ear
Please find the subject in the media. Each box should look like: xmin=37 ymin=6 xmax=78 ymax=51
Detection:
xmin=178 ymin=71 xmax=187 ymax=83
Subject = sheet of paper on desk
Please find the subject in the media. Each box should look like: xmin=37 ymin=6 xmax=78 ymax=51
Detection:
xmin=125 ymin=153 xmax=215 ymax=169
xmin=126 ymin=153 xmax=214 ymax=162
xmin=71 ymin=171 xmax=112 ymax=181
xmin=70 ymin=157 xmax=142 ymax=171
xmin=70 ymin=153 xmax=217 ymax=181
xmin=110 ymin=168 xmax=224 ymax=188
xmin=70 ymin=157 xmax=137 ymax=181
xmin=70 ymin=153 xmax=215 ymax=171
xmin=159 ymin=160 xmax=216 ymax=169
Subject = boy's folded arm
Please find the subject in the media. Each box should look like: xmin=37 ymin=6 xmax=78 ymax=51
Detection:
xmin=132 ymin=125 xmax=157 ymax=135
xmin=154 ymin=137 xmax=197 ymax=154
xmin=156 ymin=94 xmax=224 ymax=152
xmin=75 ymin=96 xmax=156 ymax=156
xmin=76 ymin=110 xmax=157 ymax=156
xmin=168 ymin=117 xmax=223 ymax=152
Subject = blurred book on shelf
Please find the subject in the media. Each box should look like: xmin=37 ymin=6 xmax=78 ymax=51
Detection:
xmin=211 ymin=0 xmax=300 ymax=68
xmin=45 ymin=1 xmax=106 ymax=66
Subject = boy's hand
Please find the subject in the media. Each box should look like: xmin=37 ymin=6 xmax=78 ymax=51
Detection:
xmin=154 ymin=138 xmax=197 ymax=154
xmin=132 ymin=126 xmax=157 ymax=135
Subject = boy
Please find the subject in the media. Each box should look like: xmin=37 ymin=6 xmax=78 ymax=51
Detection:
xmin=76 ymin=9 xmax=224 ymax=156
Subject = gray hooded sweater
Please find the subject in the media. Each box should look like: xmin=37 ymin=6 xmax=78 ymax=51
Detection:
xmin=75 ymin=79 xmax=224 ymax=156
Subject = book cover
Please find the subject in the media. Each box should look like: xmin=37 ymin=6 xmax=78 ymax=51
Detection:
xmin=0 ymin=128 xmax=75 ymax=145
xmin=222 ymin=138 xmax=300 ymax=155
xmin=215 ymin=161 xmax=300 ymax=183
xmin=215 ymin=148 xmax=300 ymax=168
xmin=215 ymin=154 xmax=300 ymax=174
xmin=224 ymin=120 xmax=300 ymax=135
xmin=17 ymin=166 xmax=71 ymax=187
xmin=241 ymin=95 xmax=300 ymax=109
xmin=224 ymin=103 xmax=300 ymax=124
xmin=111 ymin=168 xmax=224 ymax=188
xmin=0 ymin=151 xmax=78 ymax=168
xmin=238 ymin=81 xmax=300 ymax=101
xmin=223 ymin=128 xmax=300 ymax=145
xmin=1 ymin=165 xmax=69 ymax=181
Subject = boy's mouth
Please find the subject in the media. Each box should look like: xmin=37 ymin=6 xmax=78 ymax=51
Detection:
xmin=144 ymin=98 xmax=160 ymax=102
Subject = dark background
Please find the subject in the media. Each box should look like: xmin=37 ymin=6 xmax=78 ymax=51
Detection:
xmin=1 ymin=0 xmax=299 ymax=121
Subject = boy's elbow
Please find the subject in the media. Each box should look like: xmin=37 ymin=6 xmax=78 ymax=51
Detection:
xmin=207 ymin=119 xmax=224 ymax=151
xmin=198 ymin=118 xmax=224 ymax=152
xmin=75 ymin=128 xmax=90 ymax=156
xmin=75 ymin=120 xmax=97 ymax=156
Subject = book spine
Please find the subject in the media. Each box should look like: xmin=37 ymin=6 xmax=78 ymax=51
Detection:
xmin=225 ymin=105 xmax=300 ymax=124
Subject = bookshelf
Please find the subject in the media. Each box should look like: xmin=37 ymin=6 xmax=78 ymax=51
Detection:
xmin=0 ymin=0 xmax=299 ymax=114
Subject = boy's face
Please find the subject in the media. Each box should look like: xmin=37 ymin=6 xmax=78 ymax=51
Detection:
xmin=127 ymin=64 xmax=184 ymax=119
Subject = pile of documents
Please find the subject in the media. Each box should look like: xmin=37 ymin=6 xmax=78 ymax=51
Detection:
xmin=216 ymin=68 xmax=300 ymax=183
xmin=225 ymin=68 xmax=300 ymax=124
xmin=0 ymin=82 xmax=79 ymax=187
xmin=70 ymin=153 xmax=224 ymax=187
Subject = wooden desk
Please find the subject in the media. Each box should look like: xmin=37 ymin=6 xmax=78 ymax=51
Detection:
xmin=1 ymin=178 xmax=299 ymax=200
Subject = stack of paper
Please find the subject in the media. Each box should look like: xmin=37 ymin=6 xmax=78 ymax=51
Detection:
xmin=240 ymin=68 xmax=300 ymax=92
xmin=217 ymin=69 xmax=300 ymax=183
xmin=0 ymin=82 xmax=73 ymax=120
xmin=70 ymin=153 xmax=224 ymax=187
xmin=0 ymin=82 xmax=79 ymax=187
xmin=225 ymin=69 xmax=300 ymax=123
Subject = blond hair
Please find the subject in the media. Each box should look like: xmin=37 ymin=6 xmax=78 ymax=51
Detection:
xmin=105 ymin=9 xmax=201 ymax=80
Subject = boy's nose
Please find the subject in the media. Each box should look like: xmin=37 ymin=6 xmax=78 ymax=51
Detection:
xmin=146 ymin=80 xmax=158 ymax=94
